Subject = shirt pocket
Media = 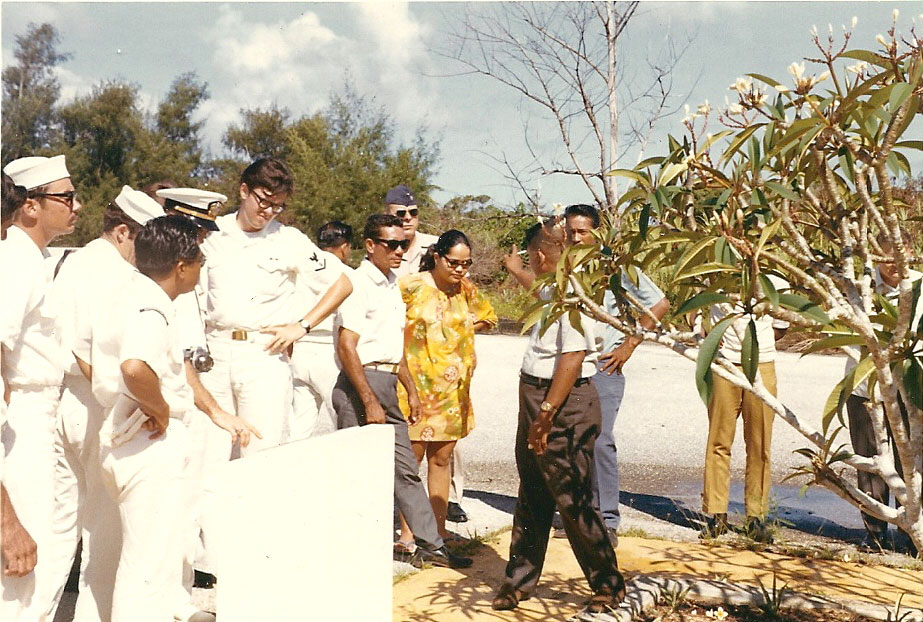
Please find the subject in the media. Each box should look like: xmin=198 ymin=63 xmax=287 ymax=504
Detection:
xmin=254 ymin=254 xmax=296 ymax=295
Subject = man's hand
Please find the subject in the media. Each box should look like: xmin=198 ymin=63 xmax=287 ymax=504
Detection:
xmin=210 ymin=409 xmax=263 ymax=447
xmin=599 ymin=339 xmax=639 ymax=375
xmin=2 ymin=488 xmax=37 ymax=577
xmin=363 ymin=400 xmax=387 ymax=425
xmin=502 ymin=245 xmax=525 ymax=274
xmin=140 ymin=414 xmax=168 ymax=439
xmin=261 ymin=323 xmax=306 ymax=355
xmin=527 ymin=416 xmax=554 ymax=455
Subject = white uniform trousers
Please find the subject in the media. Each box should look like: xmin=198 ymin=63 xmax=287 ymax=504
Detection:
xmin=290 ymin=340 xmax=339 ymax=439
xmin=1 ymin=385 xmax=62 ymax=622
xmin=200 ymin=333 xmax=295 ymax=460
xmin=99 ymin=419 xmax=189 ymax=622
xmin=47 ymin=375 xmax=120 ymax=622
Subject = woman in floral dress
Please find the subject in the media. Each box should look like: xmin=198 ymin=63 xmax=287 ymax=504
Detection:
xmin=395 ymin=230 xmax=497 ymax=549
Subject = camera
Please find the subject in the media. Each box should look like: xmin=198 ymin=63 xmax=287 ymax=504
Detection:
xmin=183 ymin=347 xmax=214 ymax=373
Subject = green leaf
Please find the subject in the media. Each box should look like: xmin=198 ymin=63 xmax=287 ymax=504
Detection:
xmin=799 ymin=334 xmax=866 ymax=356
xmin=639 ymin=202 xmax=651 ymax=238
xmin=741 ymin=319 xmax=760 ymax=383
xmin=721 ymin=125 xmax=762 ymax=164
xmin=519 ymin=299 xmax=547 ymax=334
xmin=695 ymin=315 xmax=738 ymax=405
xmin=608 ymin=168 xmax=653 ymax=191
xmin=758 ymin=274 xmax=779 ymax=308
xmin=778 ymin=293 xmax=830 ymax=325
xmin=747 ymin=73 xmax=782 ymax=88
xmin=889 ymin=83 xmax=914 ymax=113
xmin=672 ymin=291 xmax=732 ymax=318
xmin=822 ymin=357 xmax=876 ymax=433
xmin=568 ymin=309 xmax=583 ymax=334
xmin=894 ymin=140 xmax=923 ymax=151
xmin=659 ymin=161 xmax=687 ymax=185
xmin=673 ymin=261 xmax=738 ymax=282
xmin=841 ymin=49 xmax=891 ymax=68
xmin=672 ymin=235 xmax=718 ymax=280
xmin=764 ymin=181 xmax=799 ymax=202
xmin=755 ymin=219 xmax=782 ymax=258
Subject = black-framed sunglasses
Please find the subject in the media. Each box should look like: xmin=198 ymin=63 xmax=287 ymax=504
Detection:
xmin=250 ymin=189 xmax=287 ymax=214
xmin=394 ymin=208 xmax=419 ymax=219
xmin=442 ymin=256 xmax=473 ymax=270
xmin=30 ymin=190 xmax=78 ymax=208
xmin=374 ymin=238 xmax=411 ymax=251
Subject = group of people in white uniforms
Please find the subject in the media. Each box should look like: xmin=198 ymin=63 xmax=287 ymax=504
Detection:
xmin=1 ymin=155 xmax=356 ymax=622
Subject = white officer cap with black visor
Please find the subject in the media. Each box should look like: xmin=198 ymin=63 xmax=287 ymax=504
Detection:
xmin=156 ymin=188 xmax=226 ymax=232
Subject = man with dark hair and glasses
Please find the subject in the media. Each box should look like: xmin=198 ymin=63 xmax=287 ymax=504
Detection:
xmin=196 ymin=157 xmax=352 ymax=465
xmin=1 ymin=155 xmax=82 ymax=619
xmin=332 ymin=214 xmax=471 ymax=569
xmin=290 ymin=221 xmax=355 ymax=439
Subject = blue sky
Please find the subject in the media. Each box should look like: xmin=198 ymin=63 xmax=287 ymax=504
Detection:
xmin=1 ymin=2 xmax=917 ymax=209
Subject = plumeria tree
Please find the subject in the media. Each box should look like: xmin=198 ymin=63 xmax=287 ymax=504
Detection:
xmin=529 ymin=14 xmax=923 ymax=552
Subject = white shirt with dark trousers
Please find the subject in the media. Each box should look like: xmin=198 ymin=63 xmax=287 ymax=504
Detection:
xmin=500 ymin=310 xmax=624 ymax=599
xmin=331 ymin=258 xmax=443 ymax=551
xmin=0 ymin=226 xmax=66 ymax=621
xmin=97 ymin=272 xmax=193 ymax=622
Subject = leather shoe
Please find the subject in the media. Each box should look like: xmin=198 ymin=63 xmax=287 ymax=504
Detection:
xmin=699 ymin=513 xmax=729 ymax=539
xmin=447 ymin=501 xmax=469 ymax=523
xmin=411 ymin=545 xmax=473 ymax=569
xmin=193 ymin=570 xmax=216 ymax=589
xmin=491 ymin=583 xmax=530 ymax=611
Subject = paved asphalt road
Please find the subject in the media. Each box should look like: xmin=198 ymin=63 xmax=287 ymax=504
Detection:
xmin=461 ymin=334 xmax=863 ymax=532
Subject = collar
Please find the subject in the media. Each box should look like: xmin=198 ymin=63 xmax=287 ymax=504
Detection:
xmin=360 ymin=258 xmax=396 ymax=286
xmin=4 ymin=225 xmax=47 ymax=260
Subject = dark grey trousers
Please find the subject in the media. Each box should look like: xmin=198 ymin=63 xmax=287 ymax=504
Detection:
xmin=846 ymin=394 xmax=908 ymax=537
xmin=332 ymin=369 xmax=443 ymax=551
xmin=502 ymin=380 xmax=625 ymax=597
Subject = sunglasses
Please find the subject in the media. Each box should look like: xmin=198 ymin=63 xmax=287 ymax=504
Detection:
xmin=30 ymin=190 xmax=78 ymax=209
xmin=394 ymin=208 xmax=419 ymax=219
xmin=374 ymin=238 xmax=411 ymax=251
xmin=443 ymin=256 xmax=473 ymax=270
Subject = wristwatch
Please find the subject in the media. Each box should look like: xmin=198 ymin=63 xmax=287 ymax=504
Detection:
xmin=539 ymin=401 xmax=557 ymax=414
xmin=299 ymin=319 xmax=312 ymax=333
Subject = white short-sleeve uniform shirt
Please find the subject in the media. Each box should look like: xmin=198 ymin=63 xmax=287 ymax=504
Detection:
xmin=521 ymin=312 xmax=599 ymax=380
xmin=334 ymin=259 xmax=405 ymax=366
xmin=200 ymin=213 xmax=340 ymax=331
xmin=0 ymin=226 xmax=64 ymax=387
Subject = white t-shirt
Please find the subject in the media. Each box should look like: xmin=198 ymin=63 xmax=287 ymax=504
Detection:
xmin=293 ymin=254 xmax=353 ymax=344
xmin=334 ymin=259 xmax=405 ymax=366
xmin=0 ymin=226 xmax=64 ymax=387
xmin=521 ymin=311 xmax=598 ymax=380
xmin=200 ymin=213 xmax=343 ymax=331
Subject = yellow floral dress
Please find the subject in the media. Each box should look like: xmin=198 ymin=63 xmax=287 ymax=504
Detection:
xmin=397 ymin=272 xmax=498 ymax=441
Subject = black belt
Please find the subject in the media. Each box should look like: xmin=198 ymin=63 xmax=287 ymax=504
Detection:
xmin=520 ymin=372 xmax=591 ymax=389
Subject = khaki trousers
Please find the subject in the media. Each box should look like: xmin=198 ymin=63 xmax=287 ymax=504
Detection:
xmin=702 ymin=361 xmax=777 ymax=518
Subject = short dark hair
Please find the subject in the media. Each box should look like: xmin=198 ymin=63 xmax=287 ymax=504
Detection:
xmin=876 ymin=228 xmax=912 ymax=250
xmin=524 ymin=219 xmax=564 ymax=251
xmin=239 ymin=157 xmax=294 ymax=196
xmin=2 ymin=172 xmax=27 ymax=225
xmin=317 ymin=221 xmax=353 ymax=249
xmin=363 ymin=213 xmax=402 ymax=241
xmin=420 ymin=229 xmax=471 ymax=272
xmin=564 ymin=204 xmax=600 ymax=228
xmin=135 ymin=215 xmax=201 ymax=279
xmin=101 ymin=203 xmax=143 ymax=236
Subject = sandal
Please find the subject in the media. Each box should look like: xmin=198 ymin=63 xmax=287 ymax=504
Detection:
xmin=393 ymin=540 xmax=417 ymax=562
xmin=491 ymin=584 xmax=530 ymax=611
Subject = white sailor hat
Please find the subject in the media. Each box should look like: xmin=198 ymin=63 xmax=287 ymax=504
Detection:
xmin=156 ymin=188 xmax=226 ymax=232
xmin=3 ymin=155 xmax=70 ymax=190
xmin=114 ymin=185 xmax=164 ymax=226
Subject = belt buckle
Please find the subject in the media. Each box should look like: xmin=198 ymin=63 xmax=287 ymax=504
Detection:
xmin=231 ymin=329 xmax=248 ymax=341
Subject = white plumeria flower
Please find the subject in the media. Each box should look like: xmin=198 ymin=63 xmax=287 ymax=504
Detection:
xmin=842 ymin=553 xmax=852 ymax=562
xmin=775 ymin=84 xmax=791 ymax=93
xmin=847 ymin=61 xmax=869 ymax=74
xmin=809 ymin=24 xmax=818 ymax=37
xmin=877 ymin=33 xmax=889 ymax=47
xmin=706 ymin=607 xmax=729 ymax=620
xmin=893 ymin=8 xmax=899 ymax=22
xmin=729 ymin=103 xmax=744 ymax=114
xmin=731 ymin=76 xmax=753 ymax=94
xmin=552 ymin=203 xmax=564 ymax=215
xmin=788 ymin=62 xmax=805 ymax=80
xmin=697 ymin=100 xmax=711 ymax=115
xmin=851 ymin=15 xmax=858 ymax=28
